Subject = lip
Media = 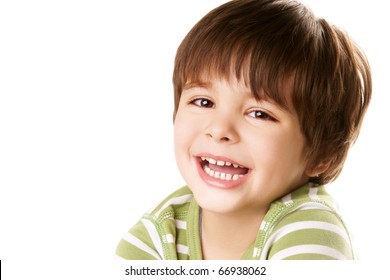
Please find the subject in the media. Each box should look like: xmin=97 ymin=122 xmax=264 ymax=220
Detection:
xmin=194 ymin=153 xmax=251 ymax=190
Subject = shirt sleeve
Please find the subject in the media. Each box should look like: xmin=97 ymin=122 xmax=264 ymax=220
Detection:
xmin=265 ymin=208 xmax=354 ymax=260
xmin=115 ymin=218 xmax=163 ymax=260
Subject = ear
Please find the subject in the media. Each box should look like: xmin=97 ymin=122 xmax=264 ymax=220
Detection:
xmin=306 ymin=160 xmax=332 ymax=178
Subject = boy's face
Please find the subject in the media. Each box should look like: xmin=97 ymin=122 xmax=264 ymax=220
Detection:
xmin=174 ymin=76 xmax=310 ymax=215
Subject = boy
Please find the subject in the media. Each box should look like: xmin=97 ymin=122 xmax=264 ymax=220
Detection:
xmin=116 ymin=0 xmax=371 ymax=260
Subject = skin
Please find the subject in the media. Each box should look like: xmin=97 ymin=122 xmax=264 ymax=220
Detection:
xmin=174 ymin=75 xmax=313 ymax=259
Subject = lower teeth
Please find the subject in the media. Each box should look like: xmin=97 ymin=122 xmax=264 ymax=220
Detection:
xmin=203 ymin=165 xmax=242 ymax=181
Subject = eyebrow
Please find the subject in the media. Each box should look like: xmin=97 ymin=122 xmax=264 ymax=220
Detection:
xmin=183 ymin=81 xmax=212 ymax=91
xmin=182 ymin=80 xmax=294 ymax=115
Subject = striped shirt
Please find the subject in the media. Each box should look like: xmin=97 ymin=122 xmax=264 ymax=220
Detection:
xmin=115 ymin=183 xmax=354 ymax=260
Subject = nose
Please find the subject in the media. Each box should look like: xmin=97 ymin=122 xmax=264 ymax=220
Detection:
xmin=205 ymin=115 xmax=239 ymax=144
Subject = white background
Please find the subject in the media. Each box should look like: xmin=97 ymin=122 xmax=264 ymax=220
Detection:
xmin=0 ymin=0 xmax=388 ymax=278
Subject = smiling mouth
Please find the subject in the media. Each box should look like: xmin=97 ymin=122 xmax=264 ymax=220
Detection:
xmin=199 ymin=156 xmax=249 ymax=181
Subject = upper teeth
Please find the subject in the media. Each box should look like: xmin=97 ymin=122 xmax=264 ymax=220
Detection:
xmin=201 ymin=157 xmax=243 ymax=168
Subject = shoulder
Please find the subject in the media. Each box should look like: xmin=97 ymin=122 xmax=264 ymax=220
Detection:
xmin=146 ymin=186 xmax=194 ymax=221
xmin=115 ymin=186 xmax=194 ymax=260
xmin=262 ymin=183 xmax=354 ymax=260
xmin=273 ymin=183 xmax=336 ymax=207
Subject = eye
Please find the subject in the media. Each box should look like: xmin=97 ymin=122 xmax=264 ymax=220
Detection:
xmin=190 ymin=98 xmax=215 ymax=108
xmin=248 ymin=110 xmax=276 ymax=121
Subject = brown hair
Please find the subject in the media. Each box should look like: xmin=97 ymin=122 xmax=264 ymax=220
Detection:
xmin=172 ymin=0 xmax=372 ymax=184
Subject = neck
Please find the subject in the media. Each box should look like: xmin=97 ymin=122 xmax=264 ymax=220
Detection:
xmin=200 ymin=208 xmax=265 ymax=260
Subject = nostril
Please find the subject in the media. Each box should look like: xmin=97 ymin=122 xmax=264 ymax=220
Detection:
xmin=206 ymin=133 xmax=230 ymax=142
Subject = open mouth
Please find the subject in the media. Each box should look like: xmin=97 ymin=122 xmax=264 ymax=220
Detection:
xmin=198 ymin=156 xmax=250 ymax=181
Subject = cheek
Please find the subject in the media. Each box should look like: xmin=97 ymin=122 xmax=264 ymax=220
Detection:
xmin=173 ymin=124 xmax=185 ymax=162
xmin=174 ymin=108 xmax=204 ymax=151
xmin=173 ymin=117 xmax=202 ymax=186
xmin=173 ymin=124 xmax=188 ymax=180
xmin=173 ymin=114 xmax=196 ymax=165
xmin=273 ymin=132 xmax=307 ymax=177
xmin=174 ymin=117 xmax=190 ymax=150
xmin=251 ymin=129 xmax=306 ymax=168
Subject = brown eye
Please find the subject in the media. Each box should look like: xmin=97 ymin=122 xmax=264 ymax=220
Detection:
xmin=248 ymin=110 xmax=275 ymax=121
xmin=191 ymin=98 xmax=215 ymax=108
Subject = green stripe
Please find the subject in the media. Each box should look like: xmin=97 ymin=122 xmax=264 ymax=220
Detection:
xmin=149 ymin=187 xmax=192 ymax=218
xmin=268 ymin=228 xmax=351 ymax=258
xmin=115 ymin=239 xmax=158 ymax=260
xmin=129 ymin=219 xmax=156 ymax=248
xmin=283 ymin=253 xmax=336 ymax=260
xmin=178 ymin=252 xmax=190 ymax=260
xmin=273 ymin=209 xmax=348 ymax=229
xmin=266 ymin=208 xmax=353 ymax=259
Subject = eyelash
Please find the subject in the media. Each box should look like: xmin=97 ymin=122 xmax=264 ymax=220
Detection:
xmin=189 ymin=97 xmax=276 ymax=121
xmin=190 ymin=98 xmax=215 ymax=108
xmin=247 ymin=110 xmax=276 ymax=121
